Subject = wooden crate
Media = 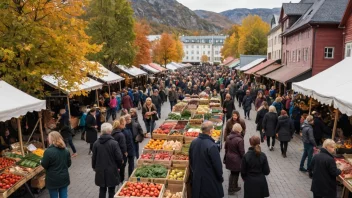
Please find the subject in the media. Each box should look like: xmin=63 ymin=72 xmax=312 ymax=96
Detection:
xmin=167 ymin=167 xmax=188 ymax=185
xmin=129 ymin=169 xmax=170 ymax=184
xmin=30 ymin=171 xmax=45 ymax=189
xmin=171 ymin=156 xmax=189 ymax=167
xmin=184 ymin=136 xmax=197 ymax=144
xmin=163 ymin=183 xmax=186 ymax=198
xmin=114 ymin=181 xmax=165 ymax=198
xmin=168 ymin=131 xmax=184 ymax=142
xmin=152 ymin=133 xmax=169 ymax=140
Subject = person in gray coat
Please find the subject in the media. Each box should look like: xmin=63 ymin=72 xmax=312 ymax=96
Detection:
xmin=299 ymin=115 xmax=317 ymax=172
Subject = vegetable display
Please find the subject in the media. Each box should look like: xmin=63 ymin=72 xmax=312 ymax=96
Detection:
xmin=4 ymin=153 xmax=23 ymax=160
xmin=32 ymin=148 xmax=44 ymax=157
xmin=117 ymin=182 xmax=163 ymax=197
xmin=145 ymin=139 xmax=166 ymax=150
xmin=153 ymin=128 xmax=170 ymax=135
xmin=0 ymin=158 xmax=16 ymax=170
xmin=172 ymin=154 xmax=189 ymax=160
xmin=167 ymin=113 xmax=181 ymax=120
xmin=204 ymin=113 xmax=212 ymax=120
xmin=134 ymin=164 xmax=168 ymax=178
xmin=169 ymin=131 xmax=183 ymax=136
xmin=173 ymin=121 xmax=187 ymax=130
xmin=181 ymin=144 xmax=190 ymax=153
xmin=0 ymin=173 xmax=23 ymax=190
xmin=192 ymin=114 xmax=203 ymax=119
xmin=154 ymin=152 xmax=172 ymax=160
xmin=168 ymin=169 xmax=185 ymax=180
xmin=163 ymin=191 xmax=183 ymax=198
xmin=184 ymin=132 xmax=199 ymax=137
xmin=180 ymin=110 xmax=192 ymax=118
xmin=162 ymin=140 xmax=182 ymax=151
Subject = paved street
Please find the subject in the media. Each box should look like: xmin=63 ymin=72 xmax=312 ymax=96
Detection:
xmin=36 ymin=101 xmax=337 ymax=198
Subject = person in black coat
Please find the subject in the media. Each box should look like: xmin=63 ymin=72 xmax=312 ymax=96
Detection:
xmin=312 ymin=112 xmax=325 ymax=146
xmin=241 ymin=136 xmax=270 ymax=198
xmin=92 ymin=123 xmax=123 ymax=198
xmin=120 ymin=115 xmax=135 ymax=181
xmin=237 ymin=88 xmax=245 ymax=108
xmin=151 ymin=90 xmax=163 ymax=118
xmin=111 ymin=121 xmax=127 ymax=159
xmin=189 ymin=121 xmax=224 ymax=198
xmin=223 ymin=94 xmax=235 ymax=121
xmin=311 ymin=139 xmax=341 ymax=198
xmin=86 ymin=108 xmax=98 ymax=155
xmin=255 ymin=102 xmax=269 ymax=142
xmin=129 ymin=108 xmax=144 ymax=159
xmin=262 ymin=106 xmax=278 ymax=151
xmin=242 ymin=90 xmax=253 ymax=119
xmin=275 ymin=110 xmax=294 ymax=158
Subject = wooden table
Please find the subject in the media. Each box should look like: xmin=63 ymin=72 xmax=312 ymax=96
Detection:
xmin=338 ymin=176 xmax=352 ymax=198
xmin=0 ymin=166 xmax=44 ymax=198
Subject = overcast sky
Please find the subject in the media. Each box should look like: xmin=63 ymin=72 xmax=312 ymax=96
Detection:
xmin=177 ymin=0 xmax=301 ymax=13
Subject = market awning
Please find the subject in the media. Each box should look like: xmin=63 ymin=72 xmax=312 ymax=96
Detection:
xmin=149 ymin=63 xmax=167 ymax=72
xmin=170 ymin=62 xmax=184 ymax=69
xmin=166 ymin=64 xmax=178 ymax=71
xmin=116 ymin=65 xmax=148 ymax=77
xmin=292 ymin=58 xmax=352 ymax=116
xmin=239 ymin=58 xmax=266 ymax=71
xmin=42 ymin=75 xmax=103 ymax=94
xmin=86 ymin=62 xmax=124 ymax=84
xmin=221 ymin=57 xmax=235 ymax=66
xmin=140 ymin=64 xmax=160 ymax=74
xmin=244 ymin=59 xmax=278 ymax=75
xmin=228 ymin=59 xmax=240 ymax=68
xmin=256 ymin=64 xmax=282 ymax=76
xmin=265 ymin=66 xmax=311 ymax=83
xmin=0 ymin=80 xmax=46 ymax=122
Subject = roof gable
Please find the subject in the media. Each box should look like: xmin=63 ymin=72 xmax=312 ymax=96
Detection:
xmin=340 ymin=0 xmax=352 ymax=27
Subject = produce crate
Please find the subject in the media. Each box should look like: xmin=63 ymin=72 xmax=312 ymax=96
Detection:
xmin=168 ymin=130 xmax=184 ymax=142
xmin=129 ymin=167 xmax=170 ymax=184
xmin=114 ymin=181 xmax=165 ymax=198
xmin=171 ymin=153 xmax=189 ymax=167
xmin=163 ymin=183 xmax=186 ymax=198
xmin=31 ymin=171 xmax=45 ymax=189
xmin=190 ymin=95 xmax=199 ymax=98
xmin=152 ymin=133 xmax=169 ymax=140
xmin=184 ymin=136 xmax=197 ymax=144
xmin=137 ymin=154 xmax=153 ymax=165
xmin=167 ymin=167 xmax=188 ymax=185
xmin=189 ymin=119 xmax=203 ymax=125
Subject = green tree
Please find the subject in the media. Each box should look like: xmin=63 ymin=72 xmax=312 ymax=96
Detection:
xmin=85 ymin=0 xmax=136 ymax=69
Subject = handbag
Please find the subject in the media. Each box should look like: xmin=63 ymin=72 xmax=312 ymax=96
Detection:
xmin=135 ymin=134 xmax=144 ymax=143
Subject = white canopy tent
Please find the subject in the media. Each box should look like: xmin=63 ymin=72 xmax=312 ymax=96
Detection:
xmin=292 ymin=58 xmax=352 ymax=116
xmin=166 ymin=64 xmax=178 ymax=71
xmin=0 ymin=80 xmax=46 ymax=155
xmin=116 ymin=65 xmax=147 ymax=77
xmin=140 ymin=64 xmax=160 ymax=74
xmin=87 ymin=62 xmax=124 ymax=84
xmin=239 ymin=58 xmax=266 ymax=71
xmin=171 ymin=62 xmax=184 ymax=69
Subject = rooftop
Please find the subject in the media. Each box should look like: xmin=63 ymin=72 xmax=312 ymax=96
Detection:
xmin=282 ymin=3 xmax=313 ymax=15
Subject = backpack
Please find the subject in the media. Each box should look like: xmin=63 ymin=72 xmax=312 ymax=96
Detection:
xmin=109 ymin=97 xmax=117 ymax=108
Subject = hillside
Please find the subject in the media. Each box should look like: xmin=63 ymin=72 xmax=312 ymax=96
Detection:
xmin=220 ymin=8 xmax=281 ymax=24
xmin=194 ymin=10 xmax=234 ymax=29
xmin=130 ymin=0 xmax=222 ymax=33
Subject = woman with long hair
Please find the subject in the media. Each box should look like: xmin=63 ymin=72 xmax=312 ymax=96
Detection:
xmin=142 ymin=98 xmax=158 ymax=138
xmin=241 ymin=136 xmax=270 ymax=198
xmin=41 ymin=132 xmax=71 ymax=198
xmin=255 ymin=102 xmax=269 ymax=142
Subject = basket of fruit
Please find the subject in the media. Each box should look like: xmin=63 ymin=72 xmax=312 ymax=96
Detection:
xmin=153 ymin=151 xmax=173 ymax=167
xmin=115 ymin=181 xmax=165 ymax=198
xmin=168 ymin=130 xmax=184 ymax=142
xmin=144 ymin=139 xmax=166 ymax=151
xmin=138 ymin=153 xmax=154 ymax=165
xmin=130 ymin=164 xmax=169 ymax=184
xmin=167 ymin=167 xmax=187 ymax=185
xmin=184 ymin=131 xmax=200 ymax=143
xmin=163 ymin=183 xmax=185 ymax=198
xmin=171 ymin=153 xmax=189 ymax=166
xmin=0 ymin=173 xmax=24 ymax=192
xmin=0 ymin=157 xmax=16 ymax=171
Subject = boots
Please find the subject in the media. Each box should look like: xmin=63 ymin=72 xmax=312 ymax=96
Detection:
xmin=228 ymin=172 xmax=241 ymax=195
xmin=233 ymin=173 xmax=241 ymax=192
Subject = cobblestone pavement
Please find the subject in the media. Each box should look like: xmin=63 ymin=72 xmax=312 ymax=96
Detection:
xmin=36 ymin=101 xmax=333 ymax=198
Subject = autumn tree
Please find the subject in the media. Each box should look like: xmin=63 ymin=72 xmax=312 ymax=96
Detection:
xmin=221 ymin=24 xmax=241 ymax=58
xmin=133 ymin=22 xmax=152 ymax=66
xmin=152 ymin=33 xmax=183 ymax=66
xmin=0 ymin=0 xmax=101 ymax=96
xmin=85 ymin=0 xmax=135 ymax=69
xmin=201 ymin=55 xmax=209 ymax=63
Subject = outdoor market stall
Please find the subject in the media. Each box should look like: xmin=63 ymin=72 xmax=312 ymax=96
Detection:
xmin=115 ymin=65 xmax=147 ymax=87
xmin=140 ymin=64 xmax=161 ymax=75
xmin=0 ymin=80 xmax=47 ymax=198
xmin=148 ymin=63 xmax=168 ymax=72
xmin=238 ymin=58 xmax=266 ymax=72
xmin=166 ymin=64 xmax=178 ymax=72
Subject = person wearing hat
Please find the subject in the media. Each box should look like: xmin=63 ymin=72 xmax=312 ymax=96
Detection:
xmin=151 ymin=89 xmax=162 ymax=118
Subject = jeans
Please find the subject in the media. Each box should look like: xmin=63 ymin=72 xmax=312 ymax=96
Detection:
xmin=106 ymin=108 xmax=111 ymax=121
xmin=244 ymin=110 xmax=250 ymax=118
xmin=48 ymin=186 xmax=68 ymax=198
xmin=300 ymin=143 xmax=314 ymax=170
xmin=145 ymin=120 xmax=155 ymax=134
xmin=280 ymin=141 xmax=288 ymax=154
xmin=120 ymin=155 xmax=135 ymax=181
xmin=133 ymin=142 xmax=139 ymax=159
xmin=110 ymin=108 xmax=117 ymax=121
xmin=267 ymin=136 xmax=275 ymax=147
xmin=156 ymin=106 xmax=161 ymax=118
xmin=99 ymin=186 xmax=115 ymax=198
xmin=64 ymin=136 xmax=77 ymax=154
xmin=170 ymin=101 xmax=176 ymax=111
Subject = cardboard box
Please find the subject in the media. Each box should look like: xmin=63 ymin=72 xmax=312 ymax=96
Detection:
xmin=31 ymin=172 xmax=45 ymax=189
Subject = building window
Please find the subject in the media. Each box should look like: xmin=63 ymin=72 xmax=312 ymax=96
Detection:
xmin=197 ymin=57 xmax=199 ymax=60
xmin=283 ymin=52 xmax=286 ymax=64
xmin=345 ymin=43 xmax=352 ymax=58
xmin=191 ymin=57 xmax=194 ymax=60
xmin=292 ymin=51 xmax=295 ymax=62
xmin=208 ymin=45 xmax=210 ymax=48
xmin=186 ymin=56 xmax=188 ymax=60
xmin=197 ymin=46 xmax=199 ymax=49
xmin=186 ymin=51 xmax=189 ymax=55
xmin=298 ymin=50 xmax=301 ymax=62
xmin=215 ymin=51 xmax=219 ymax=55
xmin=191 ymin=45 xmax=194 ymax=48
xmin=191 ymin=51 xmax=194 ymax=55
xmin=203 ymin=45 xmax=205 ymax=48
xmin=208 ymin=51 xmax=210 ymax=55
xmin=303 ymin=48 xmax=307 ymax=61
xmin=324 ymin=47 xmax=334 ymax=59
xmin=186 ymin=46 xmax=188 ymax=49
xmin=203 ymin=51 xmax=205 ymax=55
xmin=196 ymin=51 xmax=199 ymax=55
xmin=279 ymin=50 xmax=281 ymax=59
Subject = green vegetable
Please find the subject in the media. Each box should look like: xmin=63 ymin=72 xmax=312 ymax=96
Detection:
xmin=215 ymin=126 xmax=222 ymax=130
xmin=168 ymin=113 xmax=181 ymax=120
xmin=134 ymin=164 xmax=168 ymax=178
xmin=181 ymin=110 xmax=191 ymax=118
xmin=204 ymin=113 xmax=212 ymax=120
xmin=193 ymin=114 xmax=203 ymax=119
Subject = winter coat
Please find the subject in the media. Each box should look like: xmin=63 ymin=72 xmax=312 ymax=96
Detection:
xmin=142 ymin=104 xmax=158 ymax=122
xmin=130 ymin=117 xmax=144 ymax=141
xmin=275 ymin=115 xmax=294 ymax=142
xmin=41 ymin=145 xmax=71 ymax=190
xmin=92 ymin=134 xmax=123 ymax=187
xmin=262 ymin=112 xmax=278 ymax=137
xmin=224 ymin=118 xmax=246 ymax=141
xmin=255 ymin=97 xmax=265 ymax=110
xmin=168 ymin=90 xmax=177 ymax=102
xmin=222 ymin=100 xmax=235 ymax=119
xmin=151 ymin=95 xmax=162 ymax=109
xmin=255 ymin=108 xmax=268 ymax=131
xmin=313 ymin=117 xmax=327 ymax=140
xmin=56 ymin=120 xmax=72 ymax=139
xmin=189 ymin=133 xmax=224 ymax=198
xmin=224 ymin=132 xmax=245 ymax=172
xmin=122 ymin=95 xmax=133 ymax=110
xmin=122 ymin=127 xmax=135 ymax=157
xmin=311 ymin=148 xmax=341 ymax=197
xmin=301 ymin=120 xmax=317 ymax=146
xmin=85 ymin=114 xmax=98 ymax=144
xmin=272 ymin=101 xmax=283 ymax=116
xmin=133 ymin=92 xmax=140 ymax=102
xmin=111 ymin=129 xmax=127 ymax=154
xmin=242 ymin=95 xmax=253 ymax=111
xmin=241 ymin=147 xmax=270 ymax=198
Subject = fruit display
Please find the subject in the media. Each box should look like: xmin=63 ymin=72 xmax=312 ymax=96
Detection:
xmin=211 ymin=108 xmax=221 ymax=114
xmin=209 ymin=102 xmax=221 ymax=107
xmin=173 ymin=102 xmax=187 ymax=112
xmin=187 ymin=128 xmax=201 ymax=133
xmin=0 ymin=173 xmax=23 ymax=190
xmin=163 ymin=191 xmax=183 ymax=198
xmin=168 ymin=169 xmax=185 ymax=181
xmin=187 ymin=104 xmax=197 ymax=109
xmin=117 ymin=182 xmax=163 ymax=197
xmin=173 ymin=121 xmax=188 ymax=130
xmin=172 ymin=154 xmax=189 ymax=160
xmin=169 ymin=130 xmax=184 ymax=136
xmin=211 ymin=130 xmax=221 ymax=141
xmin=196 ymin=105 xmax=210 ymax=114
xmin=162 ymin=140 xmax=182 ymax=151
xmin=0 ymin=158 xmax=16 ymax=170
xmin=192 ymin=114 xmax=203 ymax=119
xmin=204 ymin=113 xmax=212 ymax=120
xmin=144 ymin=139 xmax=166 ymax=150
xmin=160 ymin=122 xmax=177 ymax=130
xmin=184 ymin=132 xmax=199 ymax=137
xmin=32 ymin=148 xmax=44 ymax=157
xmin=134 ymin=164 xmax=168 ymax=178
xmin=185 ymin=124 xmax=201 ymax=130
xmin=153 ymin=128 xmax=170 ymax=135
xmin=140 ymin=153 xmax=153 ymax=160
xmin=336 ymin=158 xmax=352 ymax=178
xmin=167 ymin=113 xmax=182 ymax=120
xmin=181 ymin=144 xmax=190 ymax=153
xmin=154 ymin=152 xmax=172 ymax=161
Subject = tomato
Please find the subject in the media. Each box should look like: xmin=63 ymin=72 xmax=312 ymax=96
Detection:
xmin=132 ymin=192 xmax=136 ymax=196
xmin=118 ymin=192 xmax=124 ymax=196
xmin=150 ymin=192 xmax=154 ymax=196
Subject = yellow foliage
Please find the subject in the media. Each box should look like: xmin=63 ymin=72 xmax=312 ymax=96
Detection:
xmin=152 ymin=33 xmax=183 ymax=66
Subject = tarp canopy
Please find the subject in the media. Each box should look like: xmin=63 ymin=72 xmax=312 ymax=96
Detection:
xmin=265 ymin=66 xmax=311 ymax=83
xmin=239 ymin=58 xmax=266 ymax=71
xmin=116 ymin=65 xmax=148 ymax=77
xmin=42 ymin=75 xmax=103 ymax=94
xmin=140 ymin=64 xmax=160 ymax=74
xmin=86 ymin=62 xmax=124 ymax=84
xmin=170 ymin=62 xmax=184 ymax=69
xmin=292 ymin=58 xmax=352 ymax=116
xmin=149 ymin=63 xmax=167 ymax=72
xmin=166 ymin=64 xmax=178 ymax=71
xmin=256 ymin=64 xmax=282 ymax=75
xmin=228 ymin=59 xmax=240 ymax=68
xmin=221 ymin=57 xmax=235 ymax=66
xmin=0 ymin=80 xmax=46 ymax=122
xmin=244 ymin=59 xmax=278 ymax=75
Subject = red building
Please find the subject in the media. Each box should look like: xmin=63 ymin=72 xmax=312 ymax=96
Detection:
xmin=268 ymin=0 xmax=348 ymax=88
xmin=340 ymin=0 xmax=352 ymax=58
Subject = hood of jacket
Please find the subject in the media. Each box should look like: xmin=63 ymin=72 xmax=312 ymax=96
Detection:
xmin=302 ymin=120 xmax=311 ymax=129
xmin=228 ymin=131 xmax=243 ymax=140
xmin=278 ymin=115 xmax=289 ymax=122
xmin=98 ymin=134 xmax=114 ymax=144
xmin=111 ymin=129 xmax=122 ymax=136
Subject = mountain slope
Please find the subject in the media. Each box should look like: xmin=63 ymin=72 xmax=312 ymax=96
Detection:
xmin=194 ymin=10 xmax=234 ymax=29
xmin=220 ymin=8 xmax=281 ymax=24
xmin=130 ymin=0 xmax=222 ymax=33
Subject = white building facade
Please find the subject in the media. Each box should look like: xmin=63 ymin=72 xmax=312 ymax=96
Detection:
xmin=267 ymin=15 xmax=282 ymax=60
xmin=181 ymin=36 xmax=226 ymax=64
